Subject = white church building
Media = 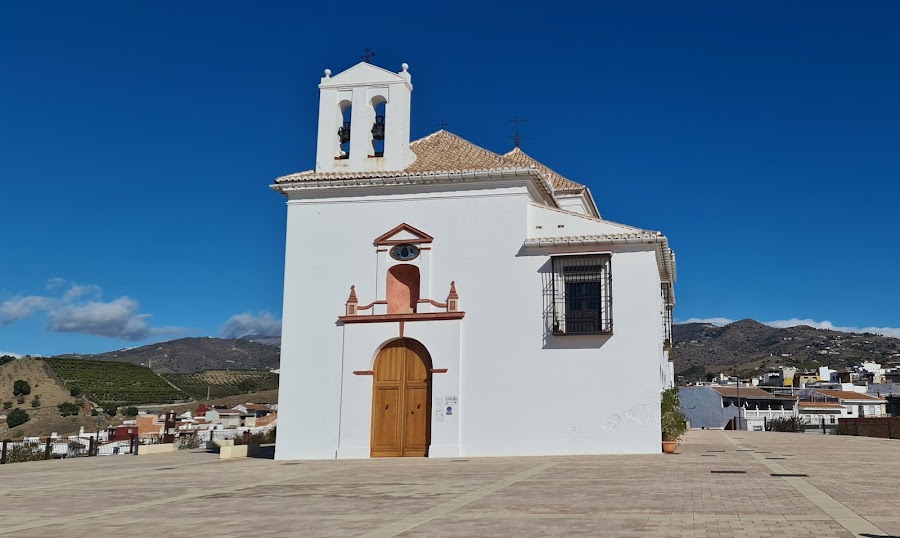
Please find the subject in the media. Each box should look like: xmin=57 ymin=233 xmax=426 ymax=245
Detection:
xmin=272 ymin=61 xmax=676 ymax=459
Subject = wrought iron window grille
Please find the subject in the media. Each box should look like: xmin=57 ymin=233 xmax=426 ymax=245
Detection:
xmin=662 ymin=283 xmax=674 ymax=347
xmin=545 ymin=255 xmax=612 ymax=335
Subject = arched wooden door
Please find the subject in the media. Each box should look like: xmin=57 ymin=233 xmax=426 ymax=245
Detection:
xmin=371 ymin=338 xmax=432 ymax=457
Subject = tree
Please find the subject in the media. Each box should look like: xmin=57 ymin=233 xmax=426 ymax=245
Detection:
xmin=106 ymin=406 xmax=117 ymax=417
xmin=237 ymin=379 xmax=258 ymax=393
xmin=676 ymin=364 xmax=706 ymax=383
xmin=13 ymin=379 xmax=31 ymax=396
xmin=2 ymin=401 xmax=11 ymax=410
xmin=69 ymin=386 xmax=81 ymax=397
xmin=124 ymin=406 xmax=139 ymax=417
xmin=90 ymin=409 xmax=98 ymax=416
xmin=57 ymin=402 xmax=80 ymax=417
xmin=30 ymin=395 xmax=41 ymax=408
xmin=6 ymin=408 xmax=29 ymax=428
xmin=0 ymin=355 xmax=15 ymax=367
xmin=765 ymin=416 xmax=807 ymax=433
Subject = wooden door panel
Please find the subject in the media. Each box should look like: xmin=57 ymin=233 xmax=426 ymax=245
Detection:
xmin=405 ymin=354 xmax=429 ymax=383
xmin=405 ymin=341 xmax=431 ymax=382
xmin=371 ymin=387 xmax=401 ymax=456
xmin=375 ymin=343 xmax=404 ymax=383
xmin=402 ymin=386 xmax=429 ymax=456
xmin=371 ymin=338 xmax=432 ymax=458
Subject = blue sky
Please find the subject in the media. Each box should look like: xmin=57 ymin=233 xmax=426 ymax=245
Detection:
xmin=2 ymin=1 xmax=899 ymax=356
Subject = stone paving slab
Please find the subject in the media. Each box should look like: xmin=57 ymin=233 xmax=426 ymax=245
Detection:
xmin=0 ymin=431 xmax=897 ymax=537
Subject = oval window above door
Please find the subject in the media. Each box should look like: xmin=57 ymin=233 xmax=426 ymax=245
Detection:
xmin=390 ymin=244 xmax=420 ymax=261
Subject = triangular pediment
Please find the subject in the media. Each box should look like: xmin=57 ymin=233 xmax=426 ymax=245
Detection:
xmin=374 ymin=223 xmax=434 ymax=246
xmin=321 ymin=62 xmax=408 ymax=88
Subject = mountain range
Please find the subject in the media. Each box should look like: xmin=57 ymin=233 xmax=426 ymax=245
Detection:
xmin=53 ymin=336 xmax=281 ymax=373
xmin=673 ymin=319 xmax=900 ymax=378
xmin=19 ymin=319 xmax=900 ymax=376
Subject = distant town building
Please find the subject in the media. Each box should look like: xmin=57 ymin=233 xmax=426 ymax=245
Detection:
xmin=679 ymin=386 xmax=796 ymax=430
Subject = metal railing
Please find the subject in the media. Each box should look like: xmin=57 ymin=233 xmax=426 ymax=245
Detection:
xmin=0 ymin=432 xmax=207 ymax=464
xmin=1 ymin=437 xmax=98 ymax=464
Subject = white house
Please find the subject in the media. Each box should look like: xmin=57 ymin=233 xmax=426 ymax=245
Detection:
xmin=804 ymin=389 xmax=886 ymax=419
xmin=271 ymin=61 xmax=677 ymax=459
xmin=797 ymin=401 xmax=842 ymax=430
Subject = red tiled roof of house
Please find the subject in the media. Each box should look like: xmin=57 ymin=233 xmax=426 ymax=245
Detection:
xmin=136 ymin=415 xmax=162 ymax=435
xmin=238 ymin=404 xmax=270 ymax=411
xmin=255 ymin=413 xmax=277 ymax=427
xmin=798 ymin=401 xmax=844 ymax=409
xmin=710 ymin=386 xmax=795 ymax=400
xmin=811 ymin=389 xmax=883 ymax=401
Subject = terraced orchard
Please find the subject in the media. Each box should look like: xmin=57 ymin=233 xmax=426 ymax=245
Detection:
xmin=44 ymin=358 xmax=186 ymax=407
xmin=163 ymin=370 xmax=279 ymax=399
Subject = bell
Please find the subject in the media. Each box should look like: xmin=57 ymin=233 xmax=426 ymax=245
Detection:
xmin=371 ymin=115 xmax=385 ymax=140
xmin=338 ymin=121 xmax=351 ymax=144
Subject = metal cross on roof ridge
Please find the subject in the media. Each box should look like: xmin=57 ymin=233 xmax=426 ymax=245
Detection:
xmin=362 ymin=48 xmax=375 ymax=63
xmin=508 ymin=113 xmax=530 ymax=148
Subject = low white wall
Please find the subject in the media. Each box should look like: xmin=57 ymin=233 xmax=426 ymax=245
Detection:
xmin=206 ymin=439 xmax=234 ymax=450
xmin=219 ymin=444 xmax=260 ymax=460
xmin=136 ymin=443 xmax=175 ymax=455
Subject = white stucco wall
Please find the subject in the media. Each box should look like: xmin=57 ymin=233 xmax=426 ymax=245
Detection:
xmin=275 ymin=177 xmax=668 ymax=460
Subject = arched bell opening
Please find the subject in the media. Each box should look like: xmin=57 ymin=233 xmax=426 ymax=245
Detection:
xmin=370 ymin=96 xmax=387 ymax=157
xmin=337 ymin=100 xmax=352 ymax=158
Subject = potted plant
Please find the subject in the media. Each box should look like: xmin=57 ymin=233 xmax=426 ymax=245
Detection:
xmin=660 ymin=388 xmax=687 ymax=453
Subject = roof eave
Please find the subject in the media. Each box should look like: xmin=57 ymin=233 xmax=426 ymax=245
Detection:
xmin=524 ymin=232 xmax=676 ymax=285
xmin=271 ymin=168 xmax=560 ymax=208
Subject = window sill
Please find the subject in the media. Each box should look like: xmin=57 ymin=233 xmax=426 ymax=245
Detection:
xmin=551 ymin=330 xmax=613 ymax=337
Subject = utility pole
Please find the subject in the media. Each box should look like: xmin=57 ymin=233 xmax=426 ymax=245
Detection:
xmin=736 ymin=376 xmax=742 ymax=430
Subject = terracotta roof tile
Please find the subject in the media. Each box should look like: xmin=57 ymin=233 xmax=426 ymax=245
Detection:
xmin=274 ymin=130 xmax=523 ymax=183
xmin=798 ymin=401 xmax=844 ymax=409
xmin=274 ymin=130 xmax=585 ymax=194
xmin=255 ymin=413 xmax=277 ymax=427
xmin=239 ymin=404 xmax=271 ymax=411
xmin=405 ymin=130 xmax=513 ymax=173
xmin=501 ymin=147 xmax=584 ymax=191
xmin=710 ymin=386 xmax=795 ymax=399
xmin=812 ymin=389 xmax=883 ymax=401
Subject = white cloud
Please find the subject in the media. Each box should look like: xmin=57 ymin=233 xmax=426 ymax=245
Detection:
xmin=220 ymin=311 xmax=282 ymax=339
xmin=0 ymin=280 xmax=177 ymax=341
xmin=0 ymin=351 xmax=24 ymax=358
xmin=48 ymin=296 xmax=151 ymax=340
xmin=61 ymin=284 xmax=102 ymax=303
xmin=679 ymin=317 xmax=735 ymax=326
xmin=0 ymin=295 xmax=55 ymax=324
xmin=678 ymin=316 xmax=900 ymax=338
xmin=762 ymin=318 xmax=900 ymax=339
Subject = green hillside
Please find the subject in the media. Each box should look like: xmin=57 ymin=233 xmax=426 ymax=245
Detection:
xmin=163 ymin=370 xmax=279 ymax=399
xmin=44 ymin=357 xmax=186 ymax=407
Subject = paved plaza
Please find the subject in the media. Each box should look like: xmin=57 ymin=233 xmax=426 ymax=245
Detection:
xmin=1 ymin=430 xmax=897 ymax=537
